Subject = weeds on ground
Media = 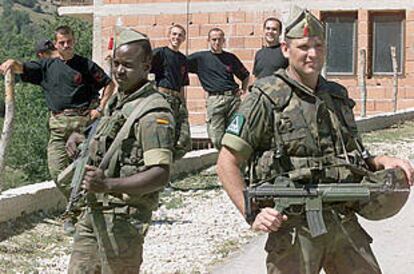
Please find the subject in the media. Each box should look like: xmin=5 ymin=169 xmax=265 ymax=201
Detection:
xmin=361 ymin=121 xmax=414 ymax=143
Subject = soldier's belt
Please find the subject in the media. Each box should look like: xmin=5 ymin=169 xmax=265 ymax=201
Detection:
xmin=158 ymin=86 xmax=181 ymax=97
xmin=51 ymin=107 xmax=90 ymax=117
xmin=208 ymin=89 xmax=239 ymax=96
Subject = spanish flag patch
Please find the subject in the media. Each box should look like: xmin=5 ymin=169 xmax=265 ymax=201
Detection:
xmin=156 ymin=118 xmax=170 ymax=125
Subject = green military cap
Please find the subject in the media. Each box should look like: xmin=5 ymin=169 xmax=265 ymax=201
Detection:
xmin=285 ymin=8 xmax=325 ymax=39
xmin=116 ymin=27 xmax=149 ymax=48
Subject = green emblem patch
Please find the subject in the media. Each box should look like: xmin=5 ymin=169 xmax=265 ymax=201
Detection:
xmin=226 ymin=113 xmax=245 ymax=136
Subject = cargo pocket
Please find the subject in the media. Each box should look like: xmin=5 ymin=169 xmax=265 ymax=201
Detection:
xmin=112 ymin=215 xmax=144 ymax=256
xmin=342 ymin=218 xmax=373 ymax=245
xmin=278 ymin=113 xmax=314 ymax=156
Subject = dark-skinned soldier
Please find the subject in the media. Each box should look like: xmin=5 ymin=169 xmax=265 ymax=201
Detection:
xmin=66 ymin=28 xmax=175 ymax=273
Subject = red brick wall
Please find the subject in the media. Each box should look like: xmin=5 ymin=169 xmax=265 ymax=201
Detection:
xmin=99 ymin=3 xmax=414 ymax=125
xmin=102 ymin=10 xmax=278 ymax=125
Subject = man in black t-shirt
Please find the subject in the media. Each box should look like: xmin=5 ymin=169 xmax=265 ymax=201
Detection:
xmin=0 ymin=26 xmax=115 ymax=204
xmin=151 ymin=24 xmax=191 ymax=159
xmin=188 ymin=28 xmax=250 ymax=149
xmin=253 ymin=17 xmax=288 ymax=79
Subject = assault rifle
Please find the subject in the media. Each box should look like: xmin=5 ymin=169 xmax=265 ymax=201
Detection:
xmin=57 ymin=93 xmax=160 ymax=257
xmin=244 ymin=169 xmax=410 ymax=238
xmin=63 ymin=118 xmax=124 ymax=257
xmin=64 ymin=119 xmax=100 ymax=216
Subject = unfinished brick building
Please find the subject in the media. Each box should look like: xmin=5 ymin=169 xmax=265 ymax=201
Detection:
xmin=59 ymin=0 xmax=414 ymax=126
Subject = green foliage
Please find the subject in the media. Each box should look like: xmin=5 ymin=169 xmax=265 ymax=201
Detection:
xmin=4 ymin=84 xmax=49 ymax=183
xmin=38 ymin=15 xmax=93 ymax=58
xmin=0 ymin=1 xmax=92 ymax=190
xmin=15 ymin=0 xmax=38 ymax=9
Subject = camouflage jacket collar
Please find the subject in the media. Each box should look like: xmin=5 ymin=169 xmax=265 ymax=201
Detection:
xmin=112 ymin=82 xmax=156 ymax=110
xmin=275 ymin=69 xmax=328 ymax=101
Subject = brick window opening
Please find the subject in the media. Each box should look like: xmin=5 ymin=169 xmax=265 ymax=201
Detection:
xmin=369 ymin=11 xmax=405 ymax=75
xmin=322 ymin=11 xmax=357 ymax=75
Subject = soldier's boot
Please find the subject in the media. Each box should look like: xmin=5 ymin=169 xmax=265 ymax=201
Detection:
xmin=62 ymin=209 xmax=81 ymax=236
xmin=63 ymin=218 xmax=76 ymax=236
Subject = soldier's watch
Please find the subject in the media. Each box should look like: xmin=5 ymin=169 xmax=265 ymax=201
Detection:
xmin=95 ymin=106 xmax=103 ymax=113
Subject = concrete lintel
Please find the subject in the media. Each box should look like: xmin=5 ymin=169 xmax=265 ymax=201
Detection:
xmin=0 ymin=181 xmax=65 ymax=223
xmin=58 ymin=5 xmax=94 ymax=20
xmin=0 ymin=148 xmax=218 ymax=224
xmin=60 ymin=0 xmax=414 ymax=18
xmin=356 ymin=108 xmax=414 ymax=133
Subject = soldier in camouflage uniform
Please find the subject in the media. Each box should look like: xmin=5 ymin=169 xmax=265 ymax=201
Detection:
xmin=217 ymin=9 xmax=414 ymax=274
xmin=66 ymin=28 xmax=175 ymax=273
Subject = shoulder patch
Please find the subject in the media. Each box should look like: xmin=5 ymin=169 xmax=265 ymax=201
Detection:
xmin=226 ymin=113 xmax=245 ymax=136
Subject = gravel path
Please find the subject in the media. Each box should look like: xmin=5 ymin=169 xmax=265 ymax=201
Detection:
xmin=0 ymin=175 xmax=256 ymax=273
xmin=0 ymin=121 xmax=414 ymax=273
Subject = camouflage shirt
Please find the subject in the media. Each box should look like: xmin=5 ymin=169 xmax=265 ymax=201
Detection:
xmin=222 ymin=69 xmax=369 ymax=183
xmin=90 ymin=82 xmax=175 ymax=219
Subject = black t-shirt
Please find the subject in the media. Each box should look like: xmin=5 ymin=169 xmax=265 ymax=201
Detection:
xmin=151 ymin=47 xmax=189 ymax=91
xmin=21 ymin=54 xmax=111 ymax=112
xmin=253 ymin=44 xmax=288 ymax=79
xmin=188 ymin=50 xmax=249 ymax=93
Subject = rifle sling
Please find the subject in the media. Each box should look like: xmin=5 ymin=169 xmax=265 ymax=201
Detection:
xmin=91 ymin=93 xmax=169 ymax=258
xmin=98 ymin=94 xmax=168 ymax=170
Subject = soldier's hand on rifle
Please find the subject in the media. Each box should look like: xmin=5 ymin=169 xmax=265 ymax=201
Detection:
xmin=83 ymin=165 xmax=109 ymax=193
xmin=89 ymin=109 xmax=102 ymax=120
xmin=251 ymin=207 xmax=288 ymax=233
xmin=65 ymin=132 xmax=85 ymax=159
xmin=0 ymin=59 xmax=23 ymax=74
xmin=369 ymin=155 xmax=414 ymax=186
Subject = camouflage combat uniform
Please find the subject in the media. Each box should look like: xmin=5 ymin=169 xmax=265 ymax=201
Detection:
xmin=48 ymin=113 xmax=91 ymax=197
xmin=222 ymin=69 xmax=381 ymax=274
xmin=68 ymin=82 xmax=175 ymax=273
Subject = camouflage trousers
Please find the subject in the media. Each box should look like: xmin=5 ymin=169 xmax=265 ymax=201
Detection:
xmin=68 ymin=209 xmax=145 ymax=274
xmin=265 ymin=211 xmax=381 ymax=274
xmin=206 ymin=94 xmax=241 ymax=149
xmin=164 ymin=93 xmax=192 ymax=159
xmin=48 ymin=113 xmax=91 ymax=198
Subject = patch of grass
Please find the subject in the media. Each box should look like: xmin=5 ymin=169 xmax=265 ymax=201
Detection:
xmin=361 ymin=121 xmax=414 ymax=143
xmin=215 ymin=239 xmax=239 ymax=258
xmin=1 ymin=166 xmax=30 ymax=191
xmin=170 ymin=173 xmax=220 ymax=191
xmin=0 ymin=211 xmax=71 ymax=273
xmin=162 ymin=196 xmax=185 ymax=210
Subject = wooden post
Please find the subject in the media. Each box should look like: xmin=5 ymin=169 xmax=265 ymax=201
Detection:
xmin=390 ymin=46 xmax=398 ymax=112
xmin=358 ymin=49 xmax=367 ymax=117
xmin=0 ymin=70 xmax=16 ymax=191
